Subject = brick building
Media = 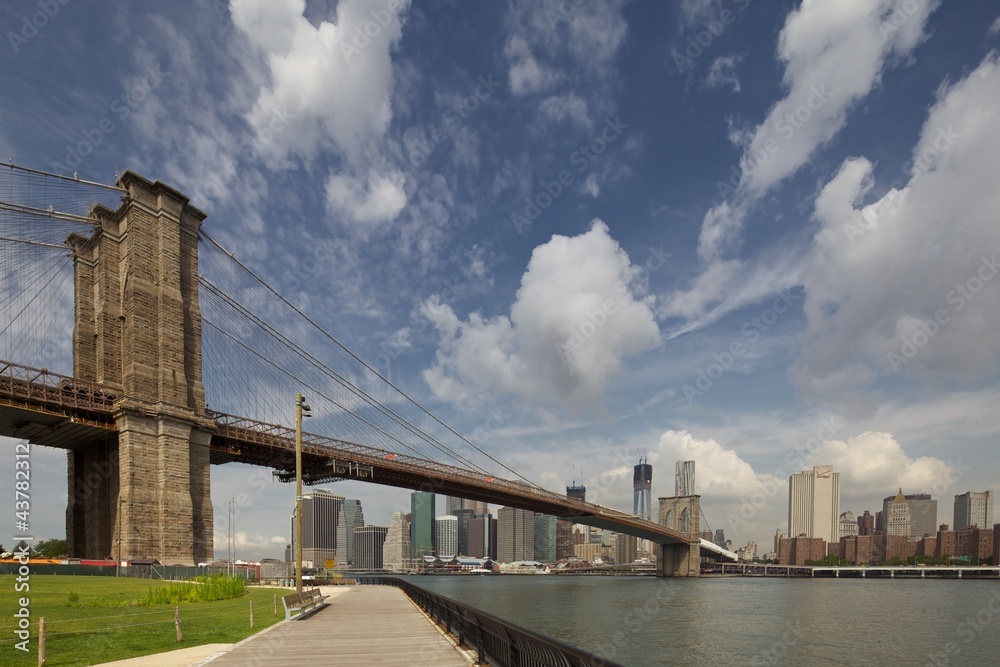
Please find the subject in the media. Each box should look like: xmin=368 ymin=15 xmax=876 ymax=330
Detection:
xmin=778 ymin=535 xmax=826 ymax=565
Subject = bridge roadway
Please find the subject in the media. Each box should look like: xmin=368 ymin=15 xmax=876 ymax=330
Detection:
xmin=0 ymin=360 xmax=691 ymax=546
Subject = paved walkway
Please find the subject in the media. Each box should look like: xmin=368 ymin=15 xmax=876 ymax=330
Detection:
xmin=203 ymin=585 xmax=471 ymax=666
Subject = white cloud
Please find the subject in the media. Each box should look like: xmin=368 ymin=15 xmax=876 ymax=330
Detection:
xmin=539 ymin=93 xmax=591 ymax=126
xmin=422 ymin=220 xmax=659 ymax=409
xmin=505 ymin=35 xmax=561 ymax=96
xmin=231 ymin=0 xmax=412 ymax=228
xmin=325 ymin=168 xmax=407 ymax=228
xmin=738 ymin=0 xmax=939 ymax=197
xmin=704 ymin=54 xmax=742 ymax=93
xmin=667 ymin=0 xmax=940 ymax=334
xmin=581 ymin=173 xmax=600 ymax=198
xmin=793 ymin=53 xmax=1000 ymax=408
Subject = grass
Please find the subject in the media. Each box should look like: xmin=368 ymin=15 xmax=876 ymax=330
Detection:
xmin=0 ymin=575 xmax=291 ymax=666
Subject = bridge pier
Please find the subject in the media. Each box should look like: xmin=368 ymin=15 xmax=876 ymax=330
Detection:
xmin=66 ymin=172 xmax=213 ymax=565
xmin=656 ymin=494 xmax=702 ymax=577
xmin=656 ymin=541 xmax=701 ymax=577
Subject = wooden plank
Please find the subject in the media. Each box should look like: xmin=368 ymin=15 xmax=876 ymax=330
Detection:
xmin=206 ymin=586 xmax=469 ymax=666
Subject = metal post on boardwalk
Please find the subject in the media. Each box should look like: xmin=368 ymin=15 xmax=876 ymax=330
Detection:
xmin=295 ymin=393 xmax=311 ymax=595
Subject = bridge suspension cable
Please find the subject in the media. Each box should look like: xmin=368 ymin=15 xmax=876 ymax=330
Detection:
xmin=199 ymin=230 xmax=539 ymax=489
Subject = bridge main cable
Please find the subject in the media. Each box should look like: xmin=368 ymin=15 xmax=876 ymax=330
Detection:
xmin=199 ymin=230 xmax=539 ymax=487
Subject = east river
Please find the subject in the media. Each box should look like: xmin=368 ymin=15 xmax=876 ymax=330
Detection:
xmin=413 ymin=575 xmax=1000 ymax=666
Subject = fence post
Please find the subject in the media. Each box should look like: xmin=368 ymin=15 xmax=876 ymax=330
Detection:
xmin=174 ymin=606 xmax=182 ymax=642
xmin=250 ymin=600 xmax=254 ymax=628
xmin=273 ymin=593 xmax=277 ymax=618
xmin=38 ymin=617 xmax=45 ymax=667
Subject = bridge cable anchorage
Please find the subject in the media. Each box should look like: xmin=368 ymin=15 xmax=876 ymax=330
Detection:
xmin=199 ymin=229 xmax=541 ymax=488
xmin=199 ymin=278 xmax=501 ymax=477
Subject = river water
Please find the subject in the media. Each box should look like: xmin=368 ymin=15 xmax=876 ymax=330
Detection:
xmin=413 ymin=574 xmax=1000 ymax=666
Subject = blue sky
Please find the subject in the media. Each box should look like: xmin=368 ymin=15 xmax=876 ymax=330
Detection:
xmin=2 ymin=0 xmax=1000 ymax=560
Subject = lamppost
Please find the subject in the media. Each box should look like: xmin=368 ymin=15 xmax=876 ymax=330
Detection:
xmin=295 ymin=393 xmax=311 ymax=594
xmin=116 ymin=496 xmax=127 ymax=577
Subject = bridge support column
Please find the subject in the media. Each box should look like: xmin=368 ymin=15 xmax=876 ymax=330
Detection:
xmin=656 ymin=541 xmax=701 ymax=577
xmin=67 ymin=171 xmax=213 ymax=565
xmin=656 ymin=494 xmax=702 ymax=577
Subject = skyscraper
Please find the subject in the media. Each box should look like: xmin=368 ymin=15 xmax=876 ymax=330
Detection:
xmin=383 ymin=512 xmax=411 ymax=571
xmin=467 ymin=513 xmax=497 ymax=560
xmin=566 ymin=482 xmax=586 ymax=501
xmin=453 ymin=508 xmax=475 ymax=556
xmin=293 ymin=489 xmax=344 ymax=569
xmin=675 ymin=460 xmax=695 ymax=496
xmin=633 ymin=458 xmax=652 ymax=521
xmin=886 ymin=489 xmax=911 ymax=536
xmin=435 ymin=515 xmax=458 ymax=557
xmin=353 ymin=525 xmax=388 ymax=570
xmin=446 ymin=496 xmax=489 ymax=516
xmin=410 ymin=491 xmax=436 ymax=559
xmin=787 ymin=465 xmax=840 ymax=544
xmin=879 ymin=492 xmax=937 ymax=538
xmin=497 ymin=506 xmax=535 ymax=563
xmin=954 ymin=491 xmax=994 ymax=529
xmin=534 ymin=514 xmax=557 ymax=563
xmin=336 ymin=499 xmax=364 ymax=567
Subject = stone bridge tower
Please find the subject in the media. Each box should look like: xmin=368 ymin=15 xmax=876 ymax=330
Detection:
xmin=657 ymin=494 xmax=702 ymax=576
xmin=65 ymin=171 xmax=213 ymax=565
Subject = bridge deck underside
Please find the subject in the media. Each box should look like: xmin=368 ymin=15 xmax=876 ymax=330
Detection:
xmin=0 ymin=404 xmax=115 ymax=450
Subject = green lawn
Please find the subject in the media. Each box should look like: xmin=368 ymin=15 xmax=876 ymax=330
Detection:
xmin=0 ymin=575 xmax=291 ymax=666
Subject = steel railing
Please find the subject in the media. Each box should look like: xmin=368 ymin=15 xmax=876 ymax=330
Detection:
xmin=358 ymin=576 xmax=625 ymax=667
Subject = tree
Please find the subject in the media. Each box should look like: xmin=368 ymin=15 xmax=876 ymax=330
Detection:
xmin=33 ymin=539 xmax=67 ymax=558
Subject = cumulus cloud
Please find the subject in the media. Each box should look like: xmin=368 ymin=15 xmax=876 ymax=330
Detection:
xmin=793 ymin=53 xmax=1000 ymax=408
xmin=422 ymin=220 xmax=659 ymax=409
xmin=667 ymin=1 xmax=939 ymax=332
xmin=231 ymin=0 xmax=411 ymax=227
xmin=539 ymin=93 xmax=591 ymax=126
xmin=505 ymin=35 xmax=561 ymax=96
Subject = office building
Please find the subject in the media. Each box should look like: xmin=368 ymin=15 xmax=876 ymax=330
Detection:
xmin=633 ymin=458 xmax=652 ymax=521
xmin=839 ymin=511 xmax=858 ymax=539
xmin=410 ymin=491 xmax=436 ymax=559
xmin=880 ymin=492 xmax=937 ymax=538
xmin=435 ymin=515 xmax=458 ymax=557
xmin=954 ymin=491 xmax=994 ymax=530
xmin=675 ymin=460 xmax=695 ymax=496
xmin=467 ymin=513 xmax=497 ymax=560
xmin=383 ymin=512 xmax=411 ymax=571
xmin=446 ymin=496 xmax=489 ymax=516
xmin=612 ymin=532 xmax=638 ymax=564
xmin=498 ymin=506 xmax=535 ymax=563
xmin=353 ymin=525 xmax=388 ymax=570
xmin=556 ymin=519 xmax=574 ymax=560
xmin=857 ymin=510 xmax=875 ymax=536
xmin=714 ymin=529 xmax=726 ymax=548
xmin=336 ymin=499 xmax=364 ymax=567
xmin=886 ymin=489 xmax=912 ymax=536
xmin=567 ymin=483 xmax=586 ymax=501
xmin=292 ymin=489 xmax=344 ymax=569
xmin=787 ymin=465 xmax=840 ymax=544
xmin=453 ymin=508 xmax=475 ymax=556
xmin=534 ymin=514 xmax=557 ymax=564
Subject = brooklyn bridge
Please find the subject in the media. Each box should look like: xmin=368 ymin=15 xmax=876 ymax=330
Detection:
xmin=0 ymin=163 xmax=715 ymax=575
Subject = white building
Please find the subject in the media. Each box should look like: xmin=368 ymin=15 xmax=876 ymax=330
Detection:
xmin=954 ymin=491 xmax=994 ymax=530
xmin=787 ymin=465 xmax=840 ymax=544
xmin=383 ymin=512 xmax=411 ymax=571
xmin=434 ymin=515 xmax=458 ymax=557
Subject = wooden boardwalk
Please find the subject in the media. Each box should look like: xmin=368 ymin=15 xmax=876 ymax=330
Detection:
xmin=204 ymin=585 xmax=471 ymax=666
